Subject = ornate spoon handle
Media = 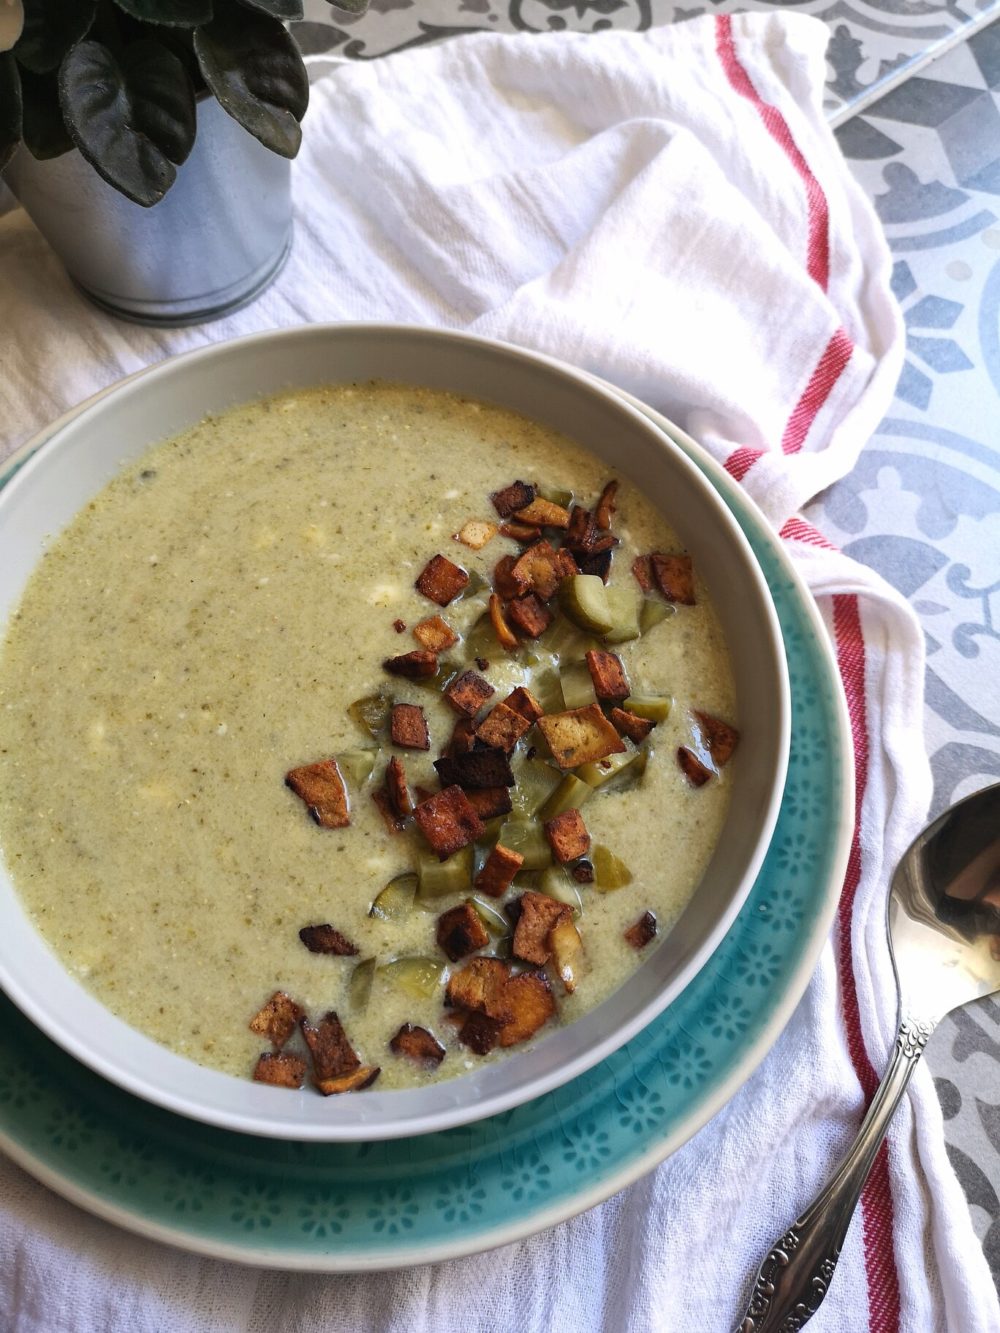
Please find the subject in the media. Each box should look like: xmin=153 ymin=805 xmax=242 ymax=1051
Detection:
xmin=736 ymin=1016 xmax=935 ymax=1332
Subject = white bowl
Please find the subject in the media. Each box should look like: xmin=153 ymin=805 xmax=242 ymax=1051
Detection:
xmin=0 ymin=325 xmax=789 ymax=1141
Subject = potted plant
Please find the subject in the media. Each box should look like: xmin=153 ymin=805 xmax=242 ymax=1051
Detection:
xmin=0 ymin=0 xmax=366 ymax=324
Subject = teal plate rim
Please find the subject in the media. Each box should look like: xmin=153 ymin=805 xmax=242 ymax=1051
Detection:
xmin=0 ymin=383 xmax=852 ymax=1271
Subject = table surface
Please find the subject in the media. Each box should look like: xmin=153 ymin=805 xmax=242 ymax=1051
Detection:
xmin=293 ymin=0 xmax=1000 ymax=1285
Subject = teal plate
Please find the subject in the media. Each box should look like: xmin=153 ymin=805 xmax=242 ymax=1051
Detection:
xmin=0 ymin=396 xmax=851 ymax=1270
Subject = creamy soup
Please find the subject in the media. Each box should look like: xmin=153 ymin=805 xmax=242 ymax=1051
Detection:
xmin=0 ymin=383 xmax=736 ymax=1091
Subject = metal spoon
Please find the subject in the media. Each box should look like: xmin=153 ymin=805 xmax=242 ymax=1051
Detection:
xmin=737 ymin=781 xmax=1000 ymax=1331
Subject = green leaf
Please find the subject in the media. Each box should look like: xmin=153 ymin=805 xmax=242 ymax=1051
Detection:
xmin=323 ymin=0 xmax=369 ymax=13
xmin=59 ymin=38 xmax=196 ymax=207
xmin=19 ymin=66 xmax=73 ymax=159
xmin=236 ymin=0 xmax=304 ymax=18
xmin=113 ymin=0 xmax=213 ymax=25
xmin=14 ymin=0 xmax=97 ymax=75
xmin=193 ymin=1 xmax=307 ymax=159
xmin=0 ymin=51 xmax=22 ymax=171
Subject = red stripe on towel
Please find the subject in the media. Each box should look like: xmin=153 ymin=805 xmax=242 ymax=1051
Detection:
xmin=724 ymin=446 xmax=763 ymax=481
xmin=778 ymin=517 xmax=836 ymax=548
xmin=780 ymin=327 xmax=854 ymax=454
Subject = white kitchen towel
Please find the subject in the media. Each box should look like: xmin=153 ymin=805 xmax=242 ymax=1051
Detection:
xmin=1 ymin=13 xmax=996 ymax=1332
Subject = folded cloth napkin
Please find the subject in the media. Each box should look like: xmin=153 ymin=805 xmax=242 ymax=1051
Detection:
xmin=1 ymin=13 xmax=997 ymax=1332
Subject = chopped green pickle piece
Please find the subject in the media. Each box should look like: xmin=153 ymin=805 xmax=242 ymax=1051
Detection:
xmin=498 ymin=817 xmax=552 ymax=870
xmin=601 ymin=586 xmax=641 ymax=645
xmin=538 ymin=485 xmax=573 ymax=507
xmin=540 ymin=613 xmax=597 ymax=661
xmin=347 ymin=694 xmax=390 ymax=738
xmin=348 ymin=957 xmax=376 ymax=1011
xmin=639 ymin=597 xmax=674 ymax=634
xmin=416 ymin=845 xmax=474 ymax=900
xmin=339 ymin=749 xmax=378 ymax=786
xmin=381 ymin=956 xmax=444 ymax=1000
xmin=592 ymin=845 xmax=633 ymax=891
xmin=462 ymin=569 xmax=488 ymax=597
xmin=539 ymin=774 xmax=594 ymax=821
xmin=369 ymin=872 xmax=418 ymax=920
xmin=576 ymin=742 xmax=644 ymax=789
xmin=559 ymin=575 xmax=614 ymax=634
xmin=530 ymin=666 xmax=565 ymax=716
xmin=479 ymin=935 xmax=514 ymax=960
xmin=469 ymin=895 xmax=509 ymax=936
xmin=559 ymin=660 xmax=597 ymax=711
xmin=623 ymin=693 xmax=672 ymax=723
xmin=511 ymin=755 xmax=562 ymax=816
xmin=462 ymin=612 xmax=496 ymax=664
xmin=539 ymin=866 xmax=584 ymax=917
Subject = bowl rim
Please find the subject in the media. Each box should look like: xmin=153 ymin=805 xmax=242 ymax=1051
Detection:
xmin=0 ymin=322 xmax=790 ymax=1140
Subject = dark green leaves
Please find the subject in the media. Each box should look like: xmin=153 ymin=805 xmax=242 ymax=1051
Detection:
xmin=194 ymin=2 xmax=307 ymax=158
xmin=113 ymin=0 xmax=214 ymax=24
xmin=15 ymin=0 xmax=96 ymax=75
xmin=19 ymin=67 xmax=73 ymax=159
xmin=59 ymin=39 xmax=196 ymax=206
xmin=0 ymin=52 xmax=22 ymax=171
xmin=237 ymin=0 xmax=305 ymax=18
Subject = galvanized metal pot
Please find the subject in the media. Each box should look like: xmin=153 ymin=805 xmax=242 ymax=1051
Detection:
xmin=4 ymin=96 xmax=292 ymax=326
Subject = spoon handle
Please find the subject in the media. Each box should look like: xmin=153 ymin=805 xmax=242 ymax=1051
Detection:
xmin=735 ymin=1015 xmax=935 ymax=1332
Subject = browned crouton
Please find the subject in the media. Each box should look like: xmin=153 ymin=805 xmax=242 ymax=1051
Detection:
xmin=537 ymin=704 xmax=626 ymax=769
xmin=677 ymin=747 xmax=713 ymax=787
xmin=413 ymin=785 xmax=486 ymax=858
xmin=624 ymin=911 xmax=658 ymax=950
xmin=609 ymin=707 xmax=656 ymax=743
xmin=474 ymin=843 xmax=524 ymax=898
xmin=693 ymin=710 xmax=740 ymax=767
xmin=578 ymin=549 xmax=613 ymax=583
xmin=253 ymin=1051 xmax=307 ymax=1088
xmin=300 ymin=1011 xmax=360 ymax=1081
xmin=513 ymin=497 xmax=570 ymax=529
xmin=249 ymin=991 xmax=305 ymax=1048
xmin=436 ymin=902 xmax=490 ymax=961
xmin=390 ymin=703 xmax=429 ymax=752
xmin=571 ymin=859 xmax=595 ymax=884
xmin=585 ymin=649 xmax=630 ymax=702
xmin=489 ymin=593 xmax=520 ymax=650
xmin=564 ymin=505 xmax=615 ymax=556
xmin=475 ymin=701 xmax=532 ymax=753
xmin=631 ymin=554 xmax=654 ymax=592
xmin=490 ymin=480 xmax=536 ymax=518
xmin=413 ymin=615 xmax=458 ymax=652
xmin=497 ymin=971 xmax=556 ymax=1047
xmin=385 ymin=755 xmax=413 ymax=816
xmin=511 ymin=541 xmax=564 ymax=601
xmin=445 ymin=715 xmax=479 ymax=757
xmin=445 ymin=957 xmax=512 ymax=1016
xmin=285 ymin=759 xmax=350 ymax=829
xmin=554 ymin=547 xmax=580 ymax=579
xmin=544 ymin=809 xmax=591 ymax=863
xmin=594 ymin=479 xmax=619 ymax=530
xmin=393 ymin=618 xmax=406 ymax=633
xmin=383 ymin=649 xmax=438 ymax=678
xmin=493 ymin=553 xmax=526 ymax=600
xmin=513 ymin=891 xmax=570 ymax=966
xmin=549 ymin=914 xmax=584 ymax=994
xmin=505 ymin=686 xmax=544 ymax=723
xmin=650 ymin=553 xmax=695 ymax=605
xmin=434 ymin=748 xmax=515 ymax=790
xmin=372 ymin=785 xmax=407 ymax=834
xmin=389 ymin=1024 xmax=446 ymax=1066
xmin=458 ymin=1011 xmax=504 ymax=1055
xmin=416 ymin=554 xmax=470 ymax=606
xmin=315 ymin=1066 xmax=381 ymax=1095
xmin=455 ymin=519 xmax=497 ymax=550
xmin=443 ymin=669 xmax=495 ymax=717
xmin=507 ymin=593 xmax=553 ymax=639
xmin=464 ymin=786 xmax=513 ymax=821
xmin=298 ymin=924 xmax=358 ymax=956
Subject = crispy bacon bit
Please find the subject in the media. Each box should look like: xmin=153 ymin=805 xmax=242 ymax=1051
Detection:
xmin=513 ymin=891 xmax=570 ymax=966
xmin=537 ymin=704 xmax=626 ymax=769
xmin=505 ymin=686 xmax=544 ymax=724
xmin=511 ymin=541 xmax=564 ymax=601
xmin=443 ymin=669 xmax=495 ymax=717
xmin=624 ymin=910 xmax=658 ymax=950
xmin=299 ymin=924 xmax=359 ymax=956
xmin=458 ymin=1011 xmax=504 ymax=1055
xmin=385 ymin=755 xmax=414 ymax=816
xmin=475 ymin=701 xmax=533 ymax=753
xmin=413 ymin=615 xmax=458 ymax=652
xmin=445 ymin=715 xmax=479 ymax=757
xmin=490 ymin=480 xmax=536 ymax=518
xmin=650 ymin=553 xmax=695 ymax=605
xmin=507 ymin=593 xmax=553 ymax=639
xmin=631 ymin=554 xmax=654 ymax=592
xmin=416 ymin=554 xmax=470 ymax=606
xmin=285 ymin=759 xmax=350 ymax=829
xmin=609 ymin=706 xmax=656 ymax=743
xmin=693 ymin=710 xmax=740 ymax=767
xmin=249 ymin=991 xmax=305 ymax=1048
xmin=434 ymin=747 xmax=515 ymax=790
xmin=474 ymin=843 xmax=524 ymax=897
xmin=436 ymin=902 xmax=490 ymax=961
xmin=445 ymin=957 xmax=512 ymax=1016
xmin=489 ymin=593 xmax=520 ymax=650
xmin=455 ymin=519 xmax=498 ymax=550
xmin=493 ymin=554 xmax=526 ymax=600
xmin=544 ymin=809 xmax=591 ymax=863
xmin=513 ymin=497 xmax=571 ymax=529
xmin=499 ymin=520 xmax=540 ymax=542
xmin=393 ymin=618 xmax=406 ymax=633
xmin=594 ymin=479 xmax=619 ymax=531
xmin=300 ymin=1011 xmax=360 ymax=1081
xmin=372 ymin=785 xmax=407 ymax=833
xmin=549 ymin=914 xmax=583 ymax=994
xmin=390 ymin=1024 xmax=446 ymax=1066
xmin=253 ymin=1051 xmax=307 ymax=1088
xmin=390 ymin=703 xmax=430 ymax=752
xmin=413 ymin=785 xmax=486 ymax=858
xmin=571 ymin=859 xmax=595 ymax=884
xmin=383 ymin=649 xmax=438 ymax=678
xmin=585 ymin=649 xmax=630 ymax=702
xmin=578 ymin=549 xmax=613 ymax=583
xmin=564 ymin=505 xmax=615 ymax=556
xmin=315 ymin=1065 xmax=381 ymax=1095
xmin=677 ymin=746 xmax=713 ymax=787
xmin=497 ymin=971 xmax=556 ymax=1047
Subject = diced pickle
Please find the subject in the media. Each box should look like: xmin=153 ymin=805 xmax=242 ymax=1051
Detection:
xmin=416 ymin=845 xmax=474 ymax=901
xmin=510 ymin=755 xmax=561 ymax=816
xmin=559 ymin=575 xmax=614 ymax=634
xmin=339 ymin=749 xmax=378 ymax=786
xmin=369 ymin=872 xmax=418 ymax=920
xmin=623 ymin=694 xmax=672 ymax=723
xmin=479 ymin=934 xmax=514 ymax=960
xmin=347 ymin=694 xmax=390 ymax=738
xmin=380 ymin=956 xmax=444 ymax=1000
xmin=576 ymin=742 xmax=645 ymax=789
xmin=559 ymin=660 xmax=597 ymax=711
xmin=530 ymin=666 xmax=564 ymax=716
xmin=540 ymin=614 xmax=596 ymax=662
xmin=348 ymin=957 xmax=376 ymax=1011
xmin=538 ymin=485 xmax=573 ymax=507
xmin=639 ymin=597 xmax=674 ymax=634
xmin=462 ymin=612 xmax=495 ymax=663
xmin=592 ymin=845 xmax=633 ymax=891
xmin=539 ymin=866 xmax=584 ymax=917
xmin=539 ymin=774 xmax=594 ymax=821
xmin=462 ymin=569 xmax=488 ymax=598
xmin=469 ymin=895 xmax=509 ymax=936
xmin=602 ymin=587 xmax=641 ymax=645
xmin=498 ymin=818 xmax=552 ymax=870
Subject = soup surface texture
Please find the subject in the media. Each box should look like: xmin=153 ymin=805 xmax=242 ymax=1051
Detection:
xmin=0 ymin=383 xmax=735 ymax=1089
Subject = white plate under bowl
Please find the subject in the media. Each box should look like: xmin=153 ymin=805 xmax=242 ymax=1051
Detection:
xmin=0 ymin=324 xmax=789 ymax=1141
